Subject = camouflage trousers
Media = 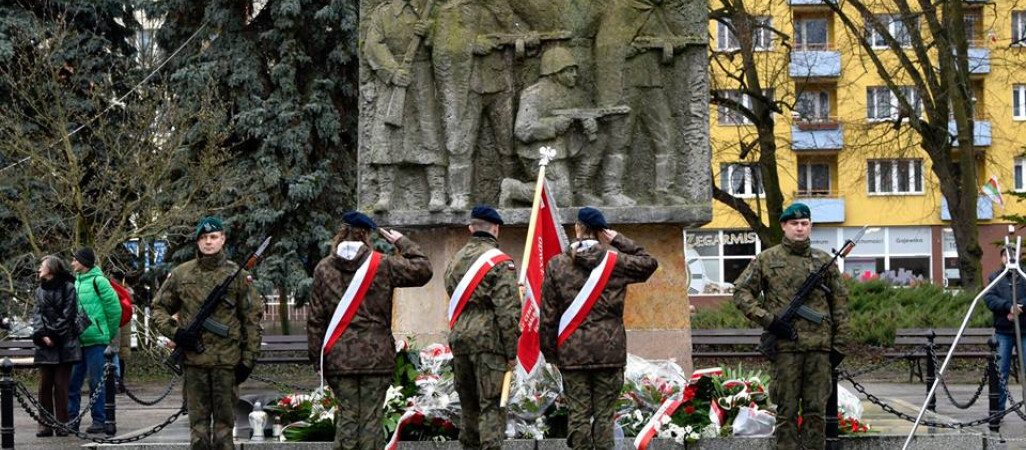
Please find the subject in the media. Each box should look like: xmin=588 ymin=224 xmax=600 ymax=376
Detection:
xmin=327 ymin=375 xmax=390 ymax=450
xmin=184 ymin=366 xmax=237 ymax=450
xmin=771 ymin=351 xmax=830 ymax=450
xmin=452 ymin=352 xmax=507 ymax=450
xmin=562 ymin=368 xmax=624 ymax=450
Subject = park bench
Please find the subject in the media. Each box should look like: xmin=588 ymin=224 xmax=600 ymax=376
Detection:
xmin=889 ymin=328 xmax=998 ymax=382
xmin=0 ymin=339 xmax=36 ymax=367
xmin=257 ymin=334 xmax=310 ymax=365
xmin=691 ymin=328 xmax=763 ymax=359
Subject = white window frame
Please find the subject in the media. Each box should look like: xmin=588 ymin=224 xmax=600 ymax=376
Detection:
xmin=867 ymin=86 xmax=920 ymax=122
xmin=1014 ymin=85 xmax=1026 ymax=120
xmin=718 ymin=89 xmax=774 ymax=125
xmin=1015 ymin=158 xmax=1026 ymax=193
xmin=686 ymin=230 xmax=763 ymax=296
xmin=867 ymin=14 xmax=915 ymax=49
xmin=716 ymin=17 xmax=773 ymax=52
xmin=1013 ymin=11 xmax=1026 ymax=47
xmin=721 ymin=163 xmax=765 ymax=198
xmin=795 ymin=17 xmax=829 ymax=51
xmin=796 ymin=90 xmax=831 ymax=122
xmin=798 ymin=163 xmax=831 ymax=196
xmin=867 ymin=159 xmax=924 ymax=195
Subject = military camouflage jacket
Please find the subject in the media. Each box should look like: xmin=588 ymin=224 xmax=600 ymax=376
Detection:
xmin=444 ymin=232 xmax=520 ymax=359
xmin=307 ymin=237 xmax=432 ymax=376
xmin=539 ymin=234 xmax=658 ymax=370
xmin=152 ymin=251 xmax=264 ymax=368
xmin=733 ymin=237 xmax=851 ymax=353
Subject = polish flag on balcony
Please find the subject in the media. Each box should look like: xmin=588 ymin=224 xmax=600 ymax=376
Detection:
xmin=516 ymin=147 xmax=568 ymax=379
xmin=982 ymin=175 xmax=1004 ymax=209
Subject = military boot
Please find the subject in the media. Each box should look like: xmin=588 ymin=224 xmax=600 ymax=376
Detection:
xmin=600 ymin=153 xmax=636 ymax=207
xmin=427 ymin=165 xmax=447 ymax=212
xmin=574 ymin=151 xmax=602 ymax=206
xmin=373 ymin=166 xmax=394 ymax=212
xmin=654 ymin=154 xmax=689 ymax=206
xmin=448 ymin=163 xmax=472 ymax=211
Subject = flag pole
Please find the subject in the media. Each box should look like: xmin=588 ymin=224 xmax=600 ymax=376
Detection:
xmin=518 ymin=146 xmax=556 ymax=286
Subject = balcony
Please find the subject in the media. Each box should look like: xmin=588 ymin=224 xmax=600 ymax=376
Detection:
xmin=948 ymin=119 xmax=991 ymax=147
xmin=789 ymin=0 xmax=829 ymax=5
xmin=940 ymin=195 xmax=993 ymax=221
xmin=968 ymin=46 xmax=990 ymax=74
xmin=793 ymin=193 xmax=845 ymax=223
xmin=792 ymin=118 xmax=844 ymax=151
xmin=790 ymin=45 xmax=841 ymax=78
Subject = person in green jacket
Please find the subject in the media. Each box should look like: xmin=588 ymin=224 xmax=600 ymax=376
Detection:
xmin=67 ymin=247 xmax=122 ymax=434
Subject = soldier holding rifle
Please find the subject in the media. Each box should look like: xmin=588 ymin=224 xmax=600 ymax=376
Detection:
xmin=733 ymin=204 xmax=851 ymax=450
xmin=152 ymin=217 xmax=264 ymax=450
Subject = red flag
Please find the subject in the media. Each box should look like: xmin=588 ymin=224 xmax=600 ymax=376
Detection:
xmin=516 ymin=178 xmax=567 ymax=378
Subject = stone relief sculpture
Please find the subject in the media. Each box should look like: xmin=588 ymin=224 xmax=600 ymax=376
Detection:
xmin=358 ymin=0 xmax=710 ymax=217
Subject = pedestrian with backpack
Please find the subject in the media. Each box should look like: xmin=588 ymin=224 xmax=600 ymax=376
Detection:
xmin=67 ymin=248 xmax=122 ymax=434
xmin=108 ymin=270 xmax=133 ymax=394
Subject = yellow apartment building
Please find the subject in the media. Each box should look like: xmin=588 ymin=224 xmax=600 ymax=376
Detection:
xmin=687 ymin=0 xmax=1026 ymax=303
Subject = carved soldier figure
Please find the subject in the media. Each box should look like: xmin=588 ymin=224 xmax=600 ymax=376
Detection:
xmin=365 ymin=0 xmax=447 ymax=212
xmin=595 ymin=0 xmax=690 ymax=205
xmin=499 ymin=47 xmax=592 ymax=207
xmin=433 ymin=0 xmax=524 ymax=210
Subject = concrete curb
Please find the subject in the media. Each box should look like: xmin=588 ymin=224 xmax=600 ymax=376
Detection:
xmin=86 ymin=433 xmax=984 ymax=449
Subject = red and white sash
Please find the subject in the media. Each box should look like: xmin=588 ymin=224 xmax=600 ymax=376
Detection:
xmin=448 ymin=248 xmax=512 ymax=328
xmin=557 ymin=250 xmax=618 ymax=346
xmin=319 ymin=251 xmax=382 ymax=388
xmin=634 ymin=396 xmax=686 ymax=450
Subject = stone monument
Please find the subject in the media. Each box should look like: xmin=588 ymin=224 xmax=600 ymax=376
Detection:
xmin=358 ymin=0 xmax=711 ymax=372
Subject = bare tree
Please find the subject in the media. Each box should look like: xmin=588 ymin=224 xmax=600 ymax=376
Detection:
xmin=823 ymin=0 xmax=985 ymax=287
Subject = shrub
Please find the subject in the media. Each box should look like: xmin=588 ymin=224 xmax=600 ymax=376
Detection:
xmin=692 ymin=280 xmax=992 ymax=347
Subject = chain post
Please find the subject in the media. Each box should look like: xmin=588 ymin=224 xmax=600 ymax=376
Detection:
xmin=826 ymin=366 xmax=840 ymax=450
xmin=926 ymin=330 xmax=937 ymax=412
xmin=104 ymin=347 xmax=117 ymax=436
xmin=1 ymin=358 xmax=13 ymax=449
xmin=988 ymin=337 xmax=1001 ymax=433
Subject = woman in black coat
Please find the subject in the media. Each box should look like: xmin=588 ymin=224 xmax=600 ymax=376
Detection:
xmin=31 ymin=255 xmax=82 ymax=437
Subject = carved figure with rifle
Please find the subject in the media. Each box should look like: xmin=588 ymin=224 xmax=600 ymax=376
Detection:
xmin=152 ymin=217 xmax=266 ymax=450
xmin=733 ymin=203 xmax=852 ymax=450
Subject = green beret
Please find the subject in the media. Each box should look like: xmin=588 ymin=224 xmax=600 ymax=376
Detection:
xmin=779 ymin=203 xmax=811 ymax=223
xmin=195 ymin=217 xmax=224 ymax=240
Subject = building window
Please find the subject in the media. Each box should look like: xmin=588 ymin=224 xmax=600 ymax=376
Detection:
xmin=798 ymin=163 xmax=831 ymax=196
xmin=1015 ymin=85 xmax=1026 ymax=120
xmin=867 ymin=159 xmax=923 ymax=195
xmin=964 ymin=10 xmax=982 ymax=46
xmin=866 ymin=14 xmax=916 ymax=49
xmin=720 ymin=163 xmax=764 ymax=197
xmin=1013 ymin=11 xmax=1026 ymax=46
xmin=717 ymin=90 xmax=774 ymax=125
xmin=795 ymin=17 xmax=829 ymax=51
xmin=684 ymin=230 xmax=762 ymax=295
xmin=867 ymin=86 xmax=921 ymax=121
xmin=717 ymin=17 xmax=773 ymax=51
xmin=796 ymin=90 xmax=831 ymax=122
xmin=1015 ymin=159 xmax=1026 ymax=192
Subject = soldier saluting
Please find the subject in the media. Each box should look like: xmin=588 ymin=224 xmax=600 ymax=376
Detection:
xmin=539 ymin=207 xmax=658 ymax=450
xmin=444 ymin=206 xmax=519 ymax=450
xmin=307 ymin=211 xmax=432 ymax=449
xmin=733 ymin=203 xmax=851 ymax=450
xmin=152 ymin=217 xmax=264 ymax=450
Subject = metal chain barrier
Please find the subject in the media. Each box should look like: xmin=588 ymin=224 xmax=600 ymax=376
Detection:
xmin=122 ymin=374 xmax=180 ymax=406
xmin=13 ymin=381 xmax=188 ymax=444
xmin=843 ymin=344 xmax=930 ymax=379
xmin=839 ymin=369 xmax=1025 ymax=428
xmin=1000 ymin=378 xmax=1026 ymax=421
xmin=930 ymin=349 xmax=989 ymax=410
xmin=249 ymin=373 xmax=313 ymax=392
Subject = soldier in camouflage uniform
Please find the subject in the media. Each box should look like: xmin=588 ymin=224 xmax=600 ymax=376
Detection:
xmin=540 ymin=207 xmax=658 ymax=450
xmin=307 ymin=211 xmax=432 ymax=450
xmin=733 ymin=203 xmax=850 ymax=450
xmin=444 ymin=206 xmax=520 ymax=450
xmin=152 ymin=217 xmax=264 ymax=450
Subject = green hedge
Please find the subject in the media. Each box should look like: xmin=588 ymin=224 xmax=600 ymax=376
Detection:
xmin=692 ymin=280 xmax=993 ymax=347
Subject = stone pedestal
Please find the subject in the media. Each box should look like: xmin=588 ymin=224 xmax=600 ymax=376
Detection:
xmin=383 ymin=206 xmax=708 ymax=373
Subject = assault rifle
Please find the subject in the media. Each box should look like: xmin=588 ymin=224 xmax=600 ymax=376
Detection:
xmin=630 ymin=35 xmax=705 ymax=63
xmin=757 ymin=226 xmax=868 ymax=361
xmin=481 ymin=31 xmax=571 ymax=58
xmin=164 ymin=237 xmax=272 ymax=376
xmin=550 ymin=105 xmax=631 ymax=141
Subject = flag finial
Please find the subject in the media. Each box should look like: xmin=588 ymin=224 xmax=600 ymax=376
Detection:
xmin=538 ymin=146 xmax=556 ymax=167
